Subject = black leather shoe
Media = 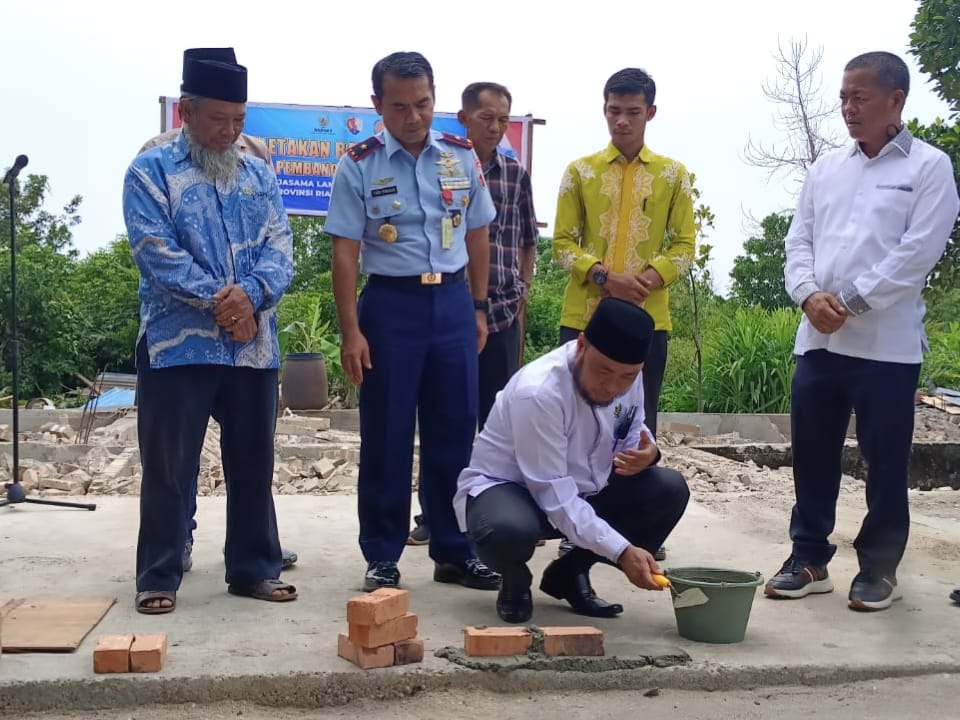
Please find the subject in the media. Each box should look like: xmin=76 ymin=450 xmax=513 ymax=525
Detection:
xmin=497 ymin=582 xmax=533 ymax=623
xmin=539 ymin=561 xmax=623 ymax=618
xmin=434 ymin=558 xmax=502 ymax=590
xmin=182 ymin=541 xmax=193 ymax=573
xmin=281 ymin=548 xmax=298 ymax=569
xmin=364 ymin=560 xmax=400 ymax=591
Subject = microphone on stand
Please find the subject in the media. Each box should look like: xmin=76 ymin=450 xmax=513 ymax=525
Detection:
xmin=3 ymin=155 xmax=28 ymax=185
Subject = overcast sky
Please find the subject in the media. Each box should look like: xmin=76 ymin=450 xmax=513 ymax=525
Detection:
xmin=2 ymin=0 xmax=953 ymax=293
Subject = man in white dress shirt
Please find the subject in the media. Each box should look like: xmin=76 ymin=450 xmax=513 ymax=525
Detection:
xmin=765 ymin=51 xmax=960 ymax=611
xmin=454 ymin=298 xmax=689 ymax=623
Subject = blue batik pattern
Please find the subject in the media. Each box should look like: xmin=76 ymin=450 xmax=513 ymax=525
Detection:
xmin=123 ymin=132 xmax=293 ymax=369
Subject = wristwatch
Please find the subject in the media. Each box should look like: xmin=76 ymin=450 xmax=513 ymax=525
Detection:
xmin=593 ymin=265 xmax=609 ymax=287
xmin=473 ymin=298 xmax=490 ymax=312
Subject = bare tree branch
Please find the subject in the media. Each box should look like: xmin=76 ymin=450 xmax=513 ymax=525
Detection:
xmin=742 ymin=36 xmax=844 ymax=187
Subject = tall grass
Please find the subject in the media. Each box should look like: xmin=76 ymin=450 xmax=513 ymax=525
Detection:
xmin=661 ymin=305 xmax=801 ymax=414
xmin=701 ymin=306 xmax=800 ymax=413
xmin=923 ymin=321 xmax=960 ymax=389
xmin=661 ymin=337 xmax=700 ymax=412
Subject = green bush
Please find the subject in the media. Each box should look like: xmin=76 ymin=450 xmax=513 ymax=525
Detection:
xmin=922 ymin=321 xmax=960 ymax=389
xmin=661 ymin=336 xmax=699 ymax=412
xmin=523 ymin=281 xmax=564 ymax=363
xmin=701 ymin=306 xmax=801 ymax=413
xmin=659 ymin=305 xmax=801 ymax=414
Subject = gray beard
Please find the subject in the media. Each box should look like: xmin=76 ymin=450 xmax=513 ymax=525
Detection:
xmin=183 ymin=126 xmax=241 ymax=184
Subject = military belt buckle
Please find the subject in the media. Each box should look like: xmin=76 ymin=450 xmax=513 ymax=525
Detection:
xmin=420 ymin=272 xmax=442 ymax=285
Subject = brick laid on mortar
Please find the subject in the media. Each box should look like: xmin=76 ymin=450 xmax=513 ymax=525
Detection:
xmin=541 ymin=626 xmax=604 ymax=657
xmin=393 ymin=637 xmax=424 ymax=665
xmin=93 ymin=634 xmax=134 ymax=674
xmin=337 ymin=633 xmax=395 ymax=669
xmin=346 ymin=587 xmax=409 ymax=625
xmin=348 ymin=611 xmax=417 ymax=648
xmin=463 ymin=626 xmax=533 ymax=657
xmin=130 ymin=633 xmax=168 ymax=672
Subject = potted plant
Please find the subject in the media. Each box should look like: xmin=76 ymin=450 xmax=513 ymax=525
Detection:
xmin=278 ymin=296 xmax=337 ymax=411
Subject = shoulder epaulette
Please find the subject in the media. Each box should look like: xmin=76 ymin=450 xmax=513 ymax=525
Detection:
xmin=440 ymin=132 xmax=474 ymax=150
xmin=347 ymin=136 xmax=383 ymax=162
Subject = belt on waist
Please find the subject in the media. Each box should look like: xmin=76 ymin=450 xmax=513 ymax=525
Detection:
xmin=367 ymin=268 xmax=466 ymax=287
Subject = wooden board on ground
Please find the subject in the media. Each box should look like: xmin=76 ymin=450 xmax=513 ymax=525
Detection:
xmin=919 ymin=395 xmax=960 ymax=415
xmin=0 ymin=598 xmax=116 ymax=653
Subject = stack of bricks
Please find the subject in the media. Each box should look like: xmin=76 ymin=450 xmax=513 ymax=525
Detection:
xmin=338 ymin=588 xmax=425 ymax=669
xmin=93 ymin=633 xmax=168 ymax=673
xmin=463 ymin=625 xmax=604 ymax=657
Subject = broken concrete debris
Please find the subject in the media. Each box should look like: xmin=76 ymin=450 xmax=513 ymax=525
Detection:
xmin=0 ymin=406 xmax=957 ymax=499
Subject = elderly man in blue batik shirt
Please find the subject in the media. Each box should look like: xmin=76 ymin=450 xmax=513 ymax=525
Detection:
xmin=123 ymin=52 xmax=297 ymax=614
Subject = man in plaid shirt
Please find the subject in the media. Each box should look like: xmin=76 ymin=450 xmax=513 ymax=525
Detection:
xmin=409 ymin=81 xmax=538 ymax=546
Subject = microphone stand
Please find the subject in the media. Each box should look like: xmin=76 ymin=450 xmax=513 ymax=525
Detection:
xmin=0 ymin=158 xmax=95 ymax=510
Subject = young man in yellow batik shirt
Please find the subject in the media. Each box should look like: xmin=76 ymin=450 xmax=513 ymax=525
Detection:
xmin=553 ymin=67 xmax=695 ymax=562
xmin=554 ymin=66 xmax=695 ymax=441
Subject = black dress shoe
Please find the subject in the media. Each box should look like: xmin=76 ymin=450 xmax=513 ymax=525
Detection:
xmin=497 ymin=583 xmax=533 ymax=623
xmin=434 ymin=558 xmax=502 ymax=590
xmin=182 ymin=541 xmax=193 ymax=573
xmin=539 ymin=561 xmax=624 ymax=618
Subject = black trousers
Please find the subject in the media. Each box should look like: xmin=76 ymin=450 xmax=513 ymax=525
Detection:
xmin=789 ymin=350 xmax=920 ymax=577
xmin=466 ymin=467 xmax=689 ymax=588
xmin=478 ymin=319 xmax=522 ymax=432
xmin=135 ymin=338 xmax=282 ymax=591
xmin=560 ymin=326 xmax=668 ymax=438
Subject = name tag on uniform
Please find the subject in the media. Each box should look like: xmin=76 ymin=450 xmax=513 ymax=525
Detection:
xmin=439 ymin=177 xmax=471 ymax=191
xmin=371 ymin=186 xmax=399 ymax=197
xmin=441 ymin=217 xmax=453 ymax=249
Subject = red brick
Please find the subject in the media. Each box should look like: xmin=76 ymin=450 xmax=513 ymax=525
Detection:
xmin=541 ymin=626 xmax=604 ymax=657
xmin=93 ymin=634 xmax=134 ymax=673
xmin=463 ymin=626 xmax=532 ymax=657
xmin=348 ymin=611 xmax=417 ymax=648
xmin=337 ymin=633 xmax=395 ymax=669
xmin=346 ymin=588 xmax=409 ymax=625
xmin=393 ymin=637 xmax=424 ymax=665
xmin=130 ymin=633 xmax=168 ymax=673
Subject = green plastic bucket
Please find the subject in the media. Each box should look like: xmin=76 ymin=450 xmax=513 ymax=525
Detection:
xmin=664 ymin=567 xmax=764 ymax=644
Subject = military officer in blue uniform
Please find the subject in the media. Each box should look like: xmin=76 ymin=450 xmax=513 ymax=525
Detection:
xmin=326 ymin=51 xmax=503 ymax=592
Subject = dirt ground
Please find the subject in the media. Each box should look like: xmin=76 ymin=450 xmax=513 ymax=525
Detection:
xmin=667 ymin=405 xmax=960 ymax=565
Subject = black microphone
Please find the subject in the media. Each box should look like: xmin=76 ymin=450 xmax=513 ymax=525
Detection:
xmin=3 ymin=155 xmax=28 ymax=184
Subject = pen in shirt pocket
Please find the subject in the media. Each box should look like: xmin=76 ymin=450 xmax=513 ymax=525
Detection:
xmin=612 ymin=404 xmax=638 ymax=452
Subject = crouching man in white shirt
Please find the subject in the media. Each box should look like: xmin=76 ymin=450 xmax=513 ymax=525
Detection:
xmin=766 ymin=51 xmax=960 ymax=611
xmin=454 ymin=297 xmax=689 ymax=623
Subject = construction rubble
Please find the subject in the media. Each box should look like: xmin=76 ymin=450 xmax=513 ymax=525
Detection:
xmin=1 ymin=405 xmax=957 ymax=505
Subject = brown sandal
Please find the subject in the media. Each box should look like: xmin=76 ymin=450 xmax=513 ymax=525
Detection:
xmin=227 ymin=579 xmax=297 ymax=602
xmin=136 ymin=590 xmax=176 ymax=615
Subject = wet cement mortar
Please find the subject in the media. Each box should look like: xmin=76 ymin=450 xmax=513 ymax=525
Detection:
xmin=433 ymin=625 xmax=690 ymax=673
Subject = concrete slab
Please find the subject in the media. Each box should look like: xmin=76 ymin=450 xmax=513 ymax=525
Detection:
xmin=1 ymin=493 xmax=959 ymax=714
